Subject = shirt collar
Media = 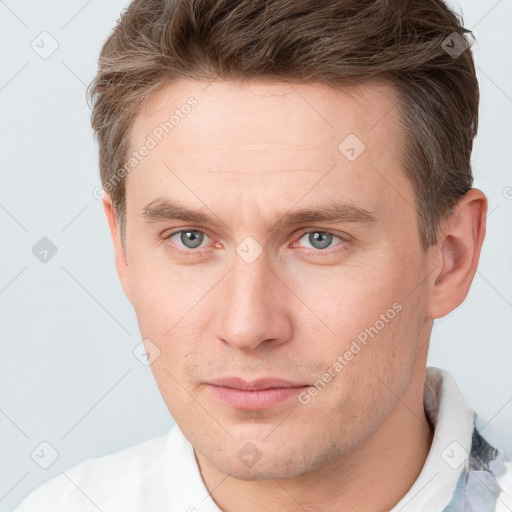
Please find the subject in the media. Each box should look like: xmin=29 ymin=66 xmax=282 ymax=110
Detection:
xmin=391 ymin=366 xmax=476 ymax=511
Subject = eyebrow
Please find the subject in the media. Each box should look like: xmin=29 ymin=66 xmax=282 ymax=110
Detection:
xmin=141 ymin=197 xmax=377 ymax=230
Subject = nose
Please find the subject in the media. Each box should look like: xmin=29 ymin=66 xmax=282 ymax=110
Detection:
xmin=213 ymin=248 xmax=293 ymax=352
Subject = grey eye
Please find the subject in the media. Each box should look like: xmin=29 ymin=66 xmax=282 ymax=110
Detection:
xmin=299 ymin=231 xmax=340 ymax=250
xmin=171 ymin=230 xmax=207 ymax=249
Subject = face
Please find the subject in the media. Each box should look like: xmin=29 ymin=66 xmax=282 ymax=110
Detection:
xmin=112 ymin=79 xmax=434 ymax=479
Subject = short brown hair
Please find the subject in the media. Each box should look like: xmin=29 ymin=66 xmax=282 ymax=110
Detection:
xmin=88 ymin=0 xmax=479 ymax=250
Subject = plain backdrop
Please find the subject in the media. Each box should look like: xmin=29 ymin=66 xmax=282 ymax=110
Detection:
xmin=1 ymin=0 xmax=511 ymax=509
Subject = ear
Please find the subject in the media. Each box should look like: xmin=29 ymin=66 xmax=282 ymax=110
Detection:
xmin=102 ymin=194 xmax=133 ymax=304
xmin=426 ymin=188 xmax=487 ymax=319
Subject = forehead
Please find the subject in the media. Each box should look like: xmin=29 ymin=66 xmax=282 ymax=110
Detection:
xmin=132 ymin=78 xmax=403 ymax=154
xmin=126 ymin=79 xmax=412 ymax=227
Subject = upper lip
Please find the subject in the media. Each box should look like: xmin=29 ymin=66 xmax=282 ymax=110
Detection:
xmin=209 ymin=377 xmax=308 ymax=391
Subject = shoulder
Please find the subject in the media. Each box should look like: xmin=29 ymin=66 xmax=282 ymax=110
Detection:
xmin=13 ymin=430 xmax=172 ymax=512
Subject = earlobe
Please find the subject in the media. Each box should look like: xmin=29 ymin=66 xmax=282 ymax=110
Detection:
xmin=102 ymin=194 xmax=133 ymax=304
xmin=426 ymin=189 xmax=487 ymax=319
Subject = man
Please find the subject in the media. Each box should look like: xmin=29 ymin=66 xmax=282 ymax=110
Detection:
xmin=14 ymin=0 xmax=512 ymax=510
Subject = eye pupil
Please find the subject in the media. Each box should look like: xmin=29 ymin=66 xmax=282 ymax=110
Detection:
xmin=181 ymin=230 xmax=204 ymax=248
xmin=309 ymin=231 xmax=332 ymax=250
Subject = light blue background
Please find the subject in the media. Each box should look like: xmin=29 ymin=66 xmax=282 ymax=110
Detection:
xmin=1 ymin=0 xmax=511 ymax=509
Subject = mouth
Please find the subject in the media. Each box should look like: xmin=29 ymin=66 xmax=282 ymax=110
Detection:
xmin=206 ymin=377 xmax=310 ymax=410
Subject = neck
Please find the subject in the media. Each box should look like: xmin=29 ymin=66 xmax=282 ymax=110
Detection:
xmin=196 ymin=367 xmax=434 ymax=512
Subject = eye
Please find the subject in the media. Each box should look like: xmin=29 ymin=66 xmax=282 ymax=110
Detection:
xmin=166 ymin=229 xmax=211 ymax=251
xmin=293 ymin=230 xmax=346 ymax=251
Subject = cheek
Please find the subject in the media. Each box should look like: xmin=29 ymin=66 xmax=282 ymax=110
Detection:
xmin=128 ymin=257 xmax=219 ymax=380
xmin=291 ymin=253 xmax=426 ymax=386
xmin=127 ymin=252 xmax=200 ymax=332
xmin=287 ymin=260 xmax=404 ymax=340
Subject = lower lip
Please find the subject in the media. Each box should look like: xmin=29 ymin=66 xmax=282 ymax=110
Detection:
xmin=208 ymin=385 xmax=309 ymax=410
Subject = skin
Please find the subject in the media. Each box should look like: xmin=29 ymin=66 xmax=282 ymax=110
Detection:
xmin=103 ymin=79 xmax=487 ymax=511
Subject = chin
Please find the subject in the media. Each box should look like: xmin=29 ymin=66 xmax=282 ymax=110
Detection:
xmin=198 ymin=439 xmax=344 ymax=482
xmin=215 ymin=458 xmax=307 ymax=481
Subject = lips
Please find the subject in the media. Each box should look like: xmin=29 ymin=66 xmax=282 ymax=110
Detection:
xmin=207 ymin=377 xmax=310 ymax=409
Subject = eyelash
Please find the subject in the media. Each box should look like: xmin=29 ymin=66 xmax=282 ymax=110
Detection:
xmin=162 ymin=228 xmax=349 ymax=256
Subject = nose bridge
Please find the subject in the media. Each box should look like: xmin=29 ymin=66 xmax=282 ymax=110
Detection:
xmin=215 ymin=248 xmax=290 ymax=351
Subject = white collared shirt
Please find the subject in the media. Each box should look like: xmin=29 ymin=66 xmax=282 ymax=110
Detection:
xmin=13 ymin=367 xmax=512 ymax=511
